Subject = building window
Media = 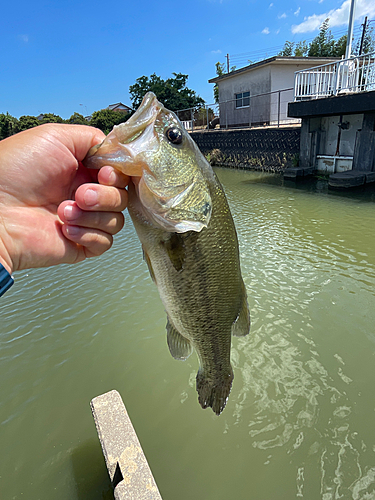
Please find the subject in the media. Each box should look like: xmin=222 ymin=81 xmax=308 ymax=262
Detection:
xmin=235 ymin=92 xmax=250 ymax=108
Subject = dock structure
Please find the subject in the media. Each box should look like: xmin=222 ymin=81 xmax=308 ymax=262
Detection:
xmin=328 ymin=170 xmax=375 ymax=188
xmin=287 ymin=77 xmax=375 ymax=188
xmin=283 ymin=166 xmax=315 ymax=179
xmin=91 ymin=390 xmax=162 ymax=500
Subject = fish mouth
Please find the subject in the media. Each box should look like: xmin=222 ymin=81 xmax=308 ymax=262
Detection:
xmin=83 ymin=92 xmax=161 ymax=174
xmin=83 ymin=92 xmax=212 ymax=233
xmin=118 ymin=92 xmax=160 ymax=142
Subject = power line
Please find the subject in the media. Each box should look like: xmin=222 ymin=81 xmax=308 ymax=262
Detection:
xmin=226 ymin=24 xmax=366 ymax=69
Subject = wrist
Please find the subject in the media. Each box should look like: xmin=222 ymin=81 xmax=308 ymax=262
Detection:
xmin=0 ymin=237 xmax=13 ymax=275
xmin=0 ymin=262 xmax=14 ymax=297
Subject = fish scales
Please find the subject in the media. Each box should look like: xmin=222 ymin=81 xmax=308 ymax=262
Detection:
xmin=83 ymin=92 xmax=250 ymax=415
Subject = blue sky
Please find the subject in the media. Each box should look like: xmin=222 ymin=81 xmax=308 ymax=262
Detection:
xmin=1 ymin=0 xmax=374 ymax=118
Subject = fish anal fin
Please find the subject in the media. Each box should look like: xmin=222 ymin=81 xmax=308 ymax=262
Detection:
xmin=166 ymin=319 xmax=193 ymax=361
xmin=232 ymin=282 xmax=251 ymax=337
xmin=142 ymin=246 xmax=156 ymax=283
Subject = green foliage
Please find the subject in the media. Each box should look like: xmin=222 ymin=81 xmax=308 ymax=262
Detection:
xmin=194 ymin=107 xmax=215 ymax=127
xmin=308 ymin=19 xmax=347 ymax=57
xmin=89 ymin=108 xmax=130 ymax=134
xmin=361 ymin=25 xmax=375 ymax=54
xmin=205 ymin=148 xmax=225 ymax=165
xmin=0 ymin=104 xmax=132 ymax=139
xmin=278 ymin=40 xmax=295 ymax=57
xmin=278 ymin=19 xmax=347 ymax=58
xmin=0 ymin=113 xmax=18 ymax=140
xmin=354 ymin=24 xmax=375 ymax=55
xmin=67 ymin=112 xmax=88 ymax=125
xmin=15 ymin=115 xmax=41 ymax=132
xmin=39 ymin=113 xmax=64 ymax=124
xmin=334 ymin=35 xmax=348 ymax=57
xmin=214 ymin=62 xmax=225 ymax=103
xmin=294 ymin=41 xmax=309 ymax=57
xmin=129 ymin=72 xmax=204 ymax=112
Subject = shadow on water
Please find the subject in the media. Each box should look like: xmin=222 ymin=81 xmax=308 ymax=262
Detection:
xmin=70 ymin=439 xmax=113 ymax=500
xmin=241 ymin=171 xmax=375 ymax=203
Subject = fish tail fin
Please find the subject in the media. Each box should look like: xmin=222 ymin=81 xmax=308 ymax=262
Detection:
xmin=196 ymin=366 xmax=234 ymax=416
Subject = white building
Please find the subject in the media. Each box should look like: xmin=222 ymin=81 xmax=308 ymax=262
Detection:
xmin=209 ymin=56 xmax=339 ymax=128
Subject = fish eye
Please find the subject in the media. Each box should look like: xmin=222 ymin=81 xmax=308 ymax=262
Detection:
xmin=166 ymin=126 xmax=183 ymax=145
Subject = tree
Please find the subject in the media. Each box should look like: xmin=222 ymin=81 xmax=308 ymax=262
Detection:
xmin=334 ymin=35 xmax=347 ymax=57
xmin=89 ymin=108 xmax=130 ymax=134
xmin=294 ymin=41 xmax=309 ymax=57
xmin=39 ymin=113 xmax=64 ymax=124
xmin=308 ymin=18 xmax=347 ymax=57
xmin=214 ymin=62 xmax=225 ymax=103
xmin=278 ymin=41 xmax=295 ymax=57
xmin=67 ymin=112 xmax=88 ymax=125
xmin=354 ymin=22 xmax=375 ymax=55
xmin=129 ymin=73 xmax=204 ymax=112
xmin=361 ymin=25 xmax=375 ymax=54
xmin=15 ymin=115 xmax=40 ymax=132
xmin=0 ymin=113 xmax=18 ymax=140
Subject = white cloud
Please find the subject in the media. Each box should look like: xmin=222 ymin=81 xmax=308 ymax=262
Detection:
xmin=278 ymin=12 xmax=287 ymax=19
xmin=269 ymin=3 xmax=273 ymax=8
xmin=292 ymin=0 xmax=375 ymax=34
xmin=262 ymin=27 xmax=270 ymax=34
xmin=19 ymin=34 xmax=29 ymax=42
xmin=294 ymin=7 xmax=300 ymax=16
xmin=211 ymin=49 xmax=222 ymax=54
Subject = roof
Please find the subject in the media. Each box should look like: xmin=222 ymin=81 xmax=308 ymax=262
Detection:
xmin=208 ymin=56 xmax=341 ymax=84
xmin=107 ymin=102 xmax=132 ymax=111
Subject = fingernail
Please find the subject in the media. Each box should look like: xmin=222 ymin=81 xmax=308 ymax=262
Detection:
xmin=65 ymin=225 xmax=80 ymax=236
xmin=64 ymin=204 xmax=79 ymax=221
xmin=108 ymin=169 xmax=116 ymax=185
xmin=84 ymin=188 xmax=98 ymax=207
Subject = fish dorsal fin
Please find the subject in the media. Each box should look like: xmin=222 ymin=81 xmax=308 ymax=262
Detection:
xmin=231 ymin=282 xmax=251 ymax=337
xmin=166 ymin=319 xmax=193 ymax=361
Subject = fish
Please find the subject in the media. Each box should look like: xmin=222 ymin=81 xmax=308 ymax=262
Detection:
xmin=83 ymin=92 xmax=250 ymax=415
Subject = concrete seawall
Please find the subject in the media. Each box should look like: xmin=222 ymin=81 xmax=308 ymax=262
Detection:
xmin=91 ymin=390 xmax=162 ymax=500
xmin=191 ymin=127 xmax=301 ymax=172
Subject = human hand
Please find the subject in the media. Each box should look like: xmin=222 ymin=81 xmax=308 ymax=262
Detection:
xmin=0 ymin=124 xmax=129 ymax=275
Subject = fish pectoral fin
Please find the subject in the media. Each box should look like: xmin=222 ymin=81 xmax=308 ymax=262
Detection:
xmin=162 ymin=233 xmax=186 ymax=272
xmin=166 ymin=319 xmax=193 ymax=361
xmin=142 ymin=246 xmax=156 ymax=283
xmin=231 ymin=282 xmax=251 ymax=337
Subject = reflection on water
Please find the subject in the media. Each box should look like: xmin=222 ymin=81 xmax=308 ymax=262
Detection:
xmin=1 ymin=169 xmax=375 ymax=499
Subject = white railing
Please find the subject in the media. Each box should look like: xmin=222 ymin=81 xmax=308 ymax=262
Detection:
xmin=294 ymin=52 xmax=375 ymax=100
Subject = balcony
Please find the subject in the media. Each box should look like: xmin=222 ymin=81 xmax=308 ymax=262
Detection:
xmin=294 ymin=52 xmax=375 ymax=101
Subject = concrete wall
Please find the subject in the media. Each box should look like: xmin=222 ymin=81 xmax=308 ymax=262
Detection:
xmin=191 ymin=127 xmax=300 ymax=172
xmin=270 ymin=64 xmax=303 ymax=126
xmin=320 ymin=114 xmax=362 ymax=157
xmin=218 ymin=66 xmax=271 ymax=127
xmin=289 ymin=91 xmax=375 ymax=175
xmin=297 ymin=112 xmax=375 ymax=174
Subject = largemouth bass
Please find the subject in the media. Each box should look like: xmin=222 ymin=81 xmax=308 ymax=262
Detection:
xmin=83 ymin=92 xmax=250 ymax=415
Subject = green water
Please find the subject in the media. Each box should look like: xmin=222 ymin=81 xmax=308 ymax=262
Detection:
xmin=1 ymin=169 xmax=375 ymax=500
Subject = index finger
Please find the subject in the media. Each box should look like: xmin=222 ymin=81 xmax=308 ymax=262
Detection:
xmin=98 ymin=166 xmax=129 ymax=189
xmin=75 ymin=183 xmax=128 ymax=212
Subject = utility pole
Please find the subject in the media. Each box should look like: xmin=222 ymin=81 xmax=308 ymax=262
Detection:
xmin=345 ymin=0 xmax=356 ymax=59
xmin=226 ymin=54 xmax=230 ymax=73
xmin=359 ymin=16 xmax=368 ymax=55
